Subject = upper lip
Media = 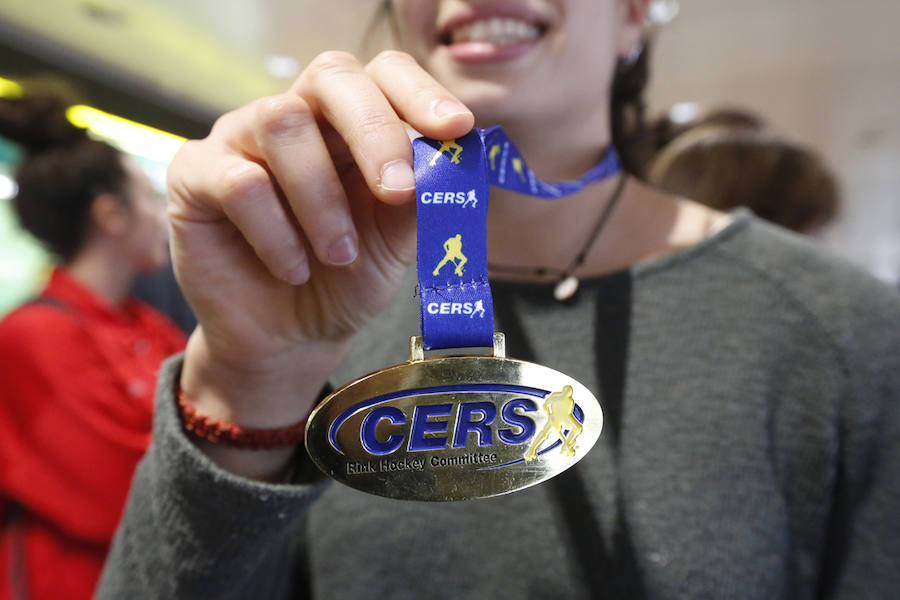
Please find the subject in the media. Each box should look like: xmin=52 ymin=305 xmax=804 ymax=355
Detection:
xmin=437 ymin=3 xmax=552 ymax=43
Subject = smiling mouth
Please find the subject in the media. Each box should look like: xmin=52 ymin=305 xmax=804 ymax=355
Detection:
xmin=440 ymin=17 xmax=547 ymax=47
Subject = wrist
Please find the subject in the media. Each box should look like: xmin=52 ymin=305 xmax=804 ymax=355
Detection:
xmin=180 ymin=327 xmax=349 ymax=429
xmin=177 ymin=383 xmax=309 ymax=449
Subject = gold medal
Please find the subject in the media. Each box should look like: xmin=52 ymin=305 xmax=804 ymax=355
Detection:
xmin=305 ymin=333 xmax=603 ymax=501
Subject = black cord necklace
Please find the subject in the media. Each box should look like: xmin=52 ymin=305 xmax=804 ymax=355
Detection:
xmin=489 ymin=173 xmax=628 ymax=301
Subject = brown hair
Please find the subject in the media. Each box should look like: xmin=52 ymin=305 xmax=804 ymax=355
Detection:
xmin=610 ymin=41 xmax=652 ymax=177
xmin=0 ymin=95 xmax=129 ymax=261
xmin=648 ymin=125 xmax=840 ymax=232
xmin=649 ymin=106 xmax=765 ymax=157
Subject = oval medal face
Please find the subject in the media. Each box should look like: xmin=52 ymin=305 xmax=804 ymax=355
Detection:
xmin=305 ymin=355 xmax=602 ymax=501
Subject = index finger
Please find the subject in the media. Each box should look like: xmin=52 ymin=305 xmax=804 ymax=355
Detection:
xmin=292 ymin=51 xmax=473 ymax=204
xmin=365 ymin=50 xmax=474 ymax=139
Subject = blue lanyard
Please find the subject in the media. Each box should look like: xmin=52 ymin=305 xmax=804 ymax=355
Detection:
xmin=412 ymin=126 xmax=621 ymax=350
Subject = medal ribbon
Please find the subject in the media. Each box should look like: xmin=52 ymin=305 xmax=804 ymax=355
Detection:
xmin=412 ymin=126 xmax=621 ymax=350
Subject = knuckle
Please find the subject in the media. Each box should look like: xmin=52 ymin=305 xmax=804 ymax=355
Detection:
xmin=354 ymin=110 xmax=397 ymax=137
xmin=253 ymin=94 xmax=313 ymax=141
xmin=166 ymin=140 xmax=198 ymax=182
xmin=346 ymin=113 xmax=409 ymax=151
xmin=308 ymin=50 xmax=361 ymax=81
xmin=217 ymin=161 xmax=271 ymax=209
xmin=255 ymin=234 xmax=303 ymax=268
xmin=410 ymin=84 xmax=445 ymax=105
xmin=209 ymin=108 xmax=242 ymax=138
xmin=166 ymin=139 xmax=205 ymax=200
xmin=371 ymin=49 xmax=416 ymax=67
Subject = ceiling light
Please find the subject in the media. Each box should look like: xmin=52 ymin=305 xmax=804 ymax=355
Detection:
xmin=0 ymin=77 xmax=23 ymax=99
xmin=649 ymin=0 xmax=680 ymax=26
xmin=265 ymin=55 xmax=300 ymax=80
xmin=0 ymin=174 xmax=17 ymax=201
xmin=0 ymin=76 xmax=184 ymax=164
xmin=66 ymin=105 xmax=186 ymax=164
xmin=668 ymin=102 xmax=700 ymax=124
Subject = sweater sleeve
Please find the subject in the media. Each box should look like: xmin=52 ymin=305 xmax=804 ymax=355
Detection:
xmin=96 ymin=355 xmax=329 ymax=599
xmin=818 ymin=285 xmax=900 ymax=599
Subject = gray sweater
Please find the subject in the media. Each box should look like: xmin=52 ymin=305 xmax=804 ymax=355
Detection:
xmin=98 ymin=213 xmax=900 ymax=599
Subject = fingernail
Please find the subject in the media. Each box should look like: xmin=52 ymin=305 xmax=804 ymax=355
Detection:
xmin=432 ymin=98 xmax=470 ymax=119
xmin=327 ymin=234 xmax=358 ymax=266
xmin=284 ymin=261 xmax=310 ymax=285
xmin=380 ymin=160 xmax=416 ymax=192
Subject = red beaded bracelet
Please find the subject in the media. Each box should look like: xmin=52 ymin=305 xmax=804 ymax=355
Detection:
xmin=177 ymin=384 xmax=308 ymax=450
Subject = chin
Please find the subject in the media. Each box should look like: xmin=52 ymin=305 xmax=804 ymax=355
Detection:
xmin=445 ymin=79 xmax=539 ymax=127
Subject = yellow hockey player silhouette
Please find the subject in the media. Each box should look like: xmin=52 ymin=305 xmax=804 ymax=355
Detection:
xmin=488 ymin=144 xmax=501 ymax=170
xmin=524 ymin=385 xmax=583 ymax=461
xmin=433 ymin=234 xmax=467 ymax=277
xmin=512 ymin=157 xmax=527 ymax=182
xmin=429 ymin=139 xmax=463 ymax=166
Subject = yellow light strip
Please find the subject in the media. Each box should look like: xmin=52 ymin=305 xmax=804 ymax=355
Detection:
xmin=0 ymin=76 xmax=185 ymax=163
xmin=66 ymin=105 xmax=186 ymax=163
xmin=0 ymin=77 xmax=24 ymax=99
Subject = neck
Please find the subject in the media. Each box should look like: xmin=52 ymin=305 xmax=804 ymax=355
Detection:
xmin=483 ymin=108 xmax=727 ymax=278
xmin=485 ymin=115 xmax=622 ymax=272
xmin=487 ymin=175 xmax=727 ymax=282
xmin=488 ymin=175 xmax=628 ymax=275
xmin=65 ymin=239 xmax=138 ymax=306
xmin=483 ymin=107 xmax=612 ymax=182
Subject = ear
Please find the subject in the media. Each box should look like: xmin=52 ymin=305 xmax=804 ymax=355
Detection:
xmin=90 ymin=193 xmax=130 ymax=236
xmin=617 ymin=0 xmax=650 ymax=58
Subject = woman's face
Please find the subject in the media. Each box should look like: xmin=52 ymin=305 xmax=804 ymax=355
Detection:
xmin=392 ymin=0 xmax=640 ymax=128
xmin=120 ymin=158 xmax=170 ymax=272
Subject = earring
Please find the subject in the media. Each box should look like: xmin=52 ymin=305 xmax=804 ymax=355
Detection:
xmin=620 ymin=43 xmax=644 ymax=68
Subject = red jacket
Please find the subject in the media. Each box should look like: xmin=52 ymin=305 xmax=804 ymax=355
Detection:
xmin=0 ymin=269 xmax=186 ymax=599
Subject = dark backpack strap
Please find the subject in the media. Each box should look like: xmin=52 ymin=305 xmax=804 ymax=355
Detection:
xmin=24 ymin=296 xmax=73 ymax=314
xmin=3 ymin=502 xmax=30 ymax=600
xmin=23 ymin=296 xmax=83 ymax=330
xmin=3 ymin=297 xmax=75 ymax=600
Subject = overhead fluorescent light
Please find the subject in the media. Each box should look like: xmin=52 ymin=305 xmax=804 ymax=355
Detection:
xmin=66 ymin=105 xmax=186 ymax=163
xmin=0 ymin=77 xmax=184 ymax=164
xmin=0 ymin=77 xmax=23 ymax=99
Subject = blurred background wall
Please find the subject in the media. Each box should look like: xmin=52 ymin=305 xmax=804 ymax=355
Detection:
xmin=1 ymin=0 xmax=897 ymax=314
xmin=648 ymin=0 xmax=900 ymax=283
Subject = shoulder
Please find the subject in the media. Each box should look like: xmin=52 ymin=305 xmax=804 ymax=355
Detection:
xmin=709 ymin=216 xmax=900 ymax=382
xmin=0 ymin=300 xmax=85 ymax=377
xmin=0 ymin=300 xmax=81 ymax=347
xmin=714 ymin=217 xmax=899 ymax=321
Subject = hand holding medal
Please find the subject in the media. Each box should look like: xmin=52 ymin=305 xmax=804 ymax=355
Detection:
xmin=168 ymin=51 xmax=475 ymax=481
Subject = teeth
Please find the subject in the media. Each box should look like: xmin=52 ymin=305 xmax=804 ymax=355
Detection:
xmin=450 ymin=17 xmax=541 ymax=45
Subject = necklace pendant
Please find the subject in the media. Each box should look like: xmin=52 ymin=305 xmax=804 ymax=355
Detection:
xmin=554 ymin=275 xmax=580 ymax=301
xmin=305 ymin=333 xmax=603 ymax=502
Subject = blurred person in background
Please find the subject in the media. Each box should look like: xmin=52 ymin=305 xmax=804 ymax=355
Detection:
xmin=0 ymin=95 xmax=185 ymax=600
xmin=98 ymin=0 xmax=898 ymax=597
xmin=648 ymin=106 xmax=766 ymax=155
xmin=648 ymin=120 xmax=840 ymax=234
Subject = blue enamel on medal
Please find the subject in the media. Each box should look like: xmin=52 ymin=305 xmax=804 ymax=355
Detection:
xmin=305 ymin=128 xmax=618 ymax=501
